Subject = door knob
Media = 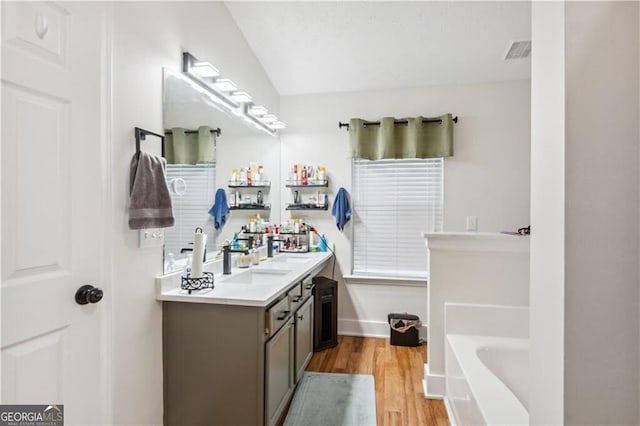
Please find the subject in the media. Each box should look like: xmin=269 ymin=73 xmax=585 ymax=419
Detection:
xmin=75 ymin=285 xmax=104 ymax=305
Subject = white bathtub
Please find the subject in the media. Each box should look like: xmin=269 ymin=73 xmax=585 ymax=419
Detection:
xmin=445 ymin=334 xmax=529 ymax=426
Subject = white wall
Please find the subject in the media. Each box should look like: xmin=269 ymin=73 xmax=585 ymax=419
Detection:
xmin=529 ymin=2 xmax=565 ymax=424
xmin=110 ymin=3 xmax=279 ymax=424
xmin=426 ymin=233 xmax=530 ymax=397
xmin=280 ymin=80 xmax=530 ymax=336
xmin=531 ymin=2 xmax=640 ymax=425
xmin=564 ymin=2 xmax=639 ymax=424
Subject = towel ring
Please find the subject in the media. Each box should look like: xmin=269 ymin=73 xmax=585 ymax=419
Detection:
xmin=170 ymin=178 xmax=187 ymax=195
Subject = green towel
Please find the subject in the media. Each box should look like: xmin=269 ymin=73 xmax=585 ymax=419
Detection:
xmin=166 ymin=126 xmax=215 ymax=164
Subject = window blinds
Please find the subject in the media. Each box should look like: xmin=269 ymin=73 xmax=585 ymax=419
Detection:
xmin=164 ymin=164 xmax=216 ymax=258
xmin=351 ymin=158 xmax=443 ymax=279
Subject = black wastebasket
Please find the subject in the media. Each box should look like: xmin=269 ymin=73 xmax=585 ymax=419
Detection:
xmin=387 ymin=313 xmax=421 ymax=347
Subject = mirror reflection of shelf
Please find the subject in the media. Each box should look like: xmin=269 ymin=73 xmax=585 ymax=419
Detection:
xmin=285 ymin=204 xmax=329 ymax=211
xmin=229 ymin=203 xmax=271 ymax=211
xmin=228 ymin=181 xmax=271 ymax=188
xmin=285 ymin=180 xmax=328 ymax=188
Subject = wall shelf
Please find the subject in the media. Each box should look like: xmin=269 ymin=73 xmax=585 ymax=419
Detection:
xmin=229 ymin=203 xmax=271 ymax=211
xmin=285 ymin=204 xmax=329 ymax=211
xmin=228 ymin=181 xmax=271 ymax=188
xmin=285 ymin=180 xmax=328 ymax=188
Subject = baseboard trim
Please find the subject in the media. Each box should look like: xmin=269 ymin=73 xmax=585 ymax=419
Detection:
xmin=424 ymin=364 xmax=445 ymax=399
xmin=443 ymin=396 xmax=457 ymax=426
xmin=338 ymin=318 xmax=428 ymax=340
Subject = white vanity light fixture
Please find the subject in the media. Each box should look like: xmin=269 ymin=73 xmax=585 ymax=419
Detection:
xmin=182 ymin=51 xmax=283 ymax=136
xmin=261 ymin=114 xmax=278 ymax=123
xmin=230 ymin=91 xmax=252 ymax=103
xmin=248 ymin=105 xmax=268 ymax=116
xmin=191 ymin=61 xmax=219 ymax=78
xmin=271 ymin=121 xmax=286 ymax=129
xmin=212 ymin=78 xmax=238 ymax=92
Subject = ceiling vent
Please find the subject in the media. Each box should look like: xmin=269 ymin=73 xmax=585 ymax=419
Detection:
xmin=504 ymin=40 xmax=531 ymax=60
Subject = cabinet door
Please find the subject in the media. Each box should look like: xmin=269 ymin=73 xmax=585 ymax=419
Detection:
xmin=265 ymin=318 xmax=294 ymax=426
xmin=295 ymin=297 xmax=314 ymax=383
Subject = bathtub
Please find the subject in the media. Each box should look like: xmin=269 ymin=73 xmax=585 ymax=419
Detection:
xmin=445 ymin=334 xmax=529 ymax=426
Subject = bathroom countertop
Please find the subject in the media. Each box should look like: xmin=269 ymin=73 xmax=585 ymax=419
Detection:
xmin=156 ymin=251 xmax=332 ymax=307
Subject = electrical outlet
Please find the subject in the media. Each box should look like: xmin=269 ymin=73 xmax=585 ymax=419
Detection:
xmin=139 ymin=228 xmax=164 ymax=248
xmin=466 ymin=216 xmax=478 ymax=231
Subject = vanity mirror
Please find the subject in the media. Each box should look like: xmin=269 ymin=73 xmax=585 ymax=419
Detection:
xmin=163 ymin=68 xmax=281 ymax=273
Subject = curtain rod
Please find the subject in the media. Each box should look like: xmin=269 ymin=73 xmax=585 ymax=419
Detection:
xmin=165 ymin=128 xmax=222 ymax=137
xmin=338 ymin=116 xmax=458 ymax=131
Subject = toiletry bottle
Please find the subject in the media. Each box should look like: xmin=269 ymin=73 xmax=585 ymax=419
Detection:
xmin=294 ymin=219 xmax=300 ymax=234
xmin=182 ymin=254 xmax=193 ymax=278
xmin=319 ymin=235 xmax=327 ymax=252
xmin=302 ymin=166 xmax=308 ymax=185
xmin=166 ymin=253 xmax=176 ymax=272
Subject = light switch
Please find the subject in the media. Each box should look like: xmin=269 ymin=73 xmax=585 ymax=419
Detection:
xmin=466 ymin=216 xmax=478 ymax=231
xmin=139 ymin=228 xmax=164 ymax=248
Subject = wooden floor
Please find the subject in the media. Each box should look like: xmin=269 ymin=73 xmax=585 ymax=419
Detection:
xmin=284 ymin=335 xmax=449 ymax=426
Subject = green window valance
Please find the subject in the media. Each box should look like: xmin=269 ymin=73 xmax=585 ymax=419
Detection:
xmin=165 ymin=126 xmax=216 ymax=164
xmin=349 ymin=114 xmax=454 ymax=160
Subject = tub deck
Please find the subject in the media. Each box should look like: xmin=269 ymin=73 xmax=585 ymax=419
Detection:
xmin=446 ymin=334 xmax=529 ymax=426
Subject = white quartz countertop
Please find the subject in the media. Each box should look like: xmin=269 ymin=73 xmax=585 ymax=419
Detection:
xmin=156 ymin=251 xmax=332 ymax=307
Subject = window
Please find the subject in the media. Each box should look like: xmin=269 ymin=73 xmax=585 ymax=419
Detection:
xmin=351 ymin=158 xmax=443 ymax=279
xmin=164 ymin=164 xmax=216 ymax=258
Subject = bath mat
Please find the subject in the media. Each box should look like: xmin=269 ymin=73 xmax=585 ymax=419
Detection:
xmin=284 ymin=372 xmax=376 ymax=426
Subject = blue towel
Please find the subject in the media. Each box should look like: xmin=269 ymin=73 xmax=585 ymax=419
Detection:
xmin=331 ymin=187 xmax=352 ymax=231
xmin=208 ymin=188 xmax=230 ymax=229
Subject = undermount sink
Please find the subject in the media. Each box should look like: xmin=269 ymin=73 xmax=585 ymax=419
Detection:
xmin=271 ymin=255 xmax=313 ymax=264
xmin=222 ymin=268 xmax=292 ymax=285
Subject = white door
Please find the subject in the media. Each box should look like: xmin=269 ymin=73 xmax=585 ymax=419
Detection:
xmin=1 ymin=2 xmax=109 ymax=424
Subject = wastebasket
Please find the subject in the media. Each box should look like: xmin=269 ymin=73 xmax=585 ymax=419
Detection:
xmin=387 ymin=313 xmax=421 ymax=347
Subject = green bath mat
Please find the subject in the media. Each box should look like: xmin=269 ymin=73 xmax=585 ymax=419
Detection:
xmin=284 ymin=372 xmax=376 ymax=426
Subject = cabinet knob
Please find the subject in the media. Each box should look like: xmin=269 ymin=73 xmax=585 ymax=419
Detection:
xmin=298 ymin=314 xmax=304 ymax=320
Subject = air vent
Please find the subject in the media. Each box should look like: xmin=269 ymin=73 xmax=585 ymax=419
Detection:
xmin=504 ymin=40 xmax=531 ymax=60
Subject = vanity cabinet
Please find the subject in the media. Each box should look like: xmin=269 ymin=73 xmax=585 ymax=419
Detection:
xmin=265 ymin=317 xmax=295 ymax=425
xmin=294 ymin=296 xmax=314 ymax=383
xmin=163 ymin=275 xmax=318 ymax=426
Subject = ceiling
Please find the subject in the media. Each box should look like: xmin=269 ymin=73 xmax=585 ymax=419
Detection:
xmin=225 ymin=1 xmax=531 ymax=96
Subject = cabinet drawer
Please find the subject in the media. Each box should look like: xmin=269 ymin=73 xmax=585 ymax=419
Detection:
xmin=288 ymin=282 xmax=304 ymax=312
xmin=266 ymin=296 xmax=291 ymax=337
